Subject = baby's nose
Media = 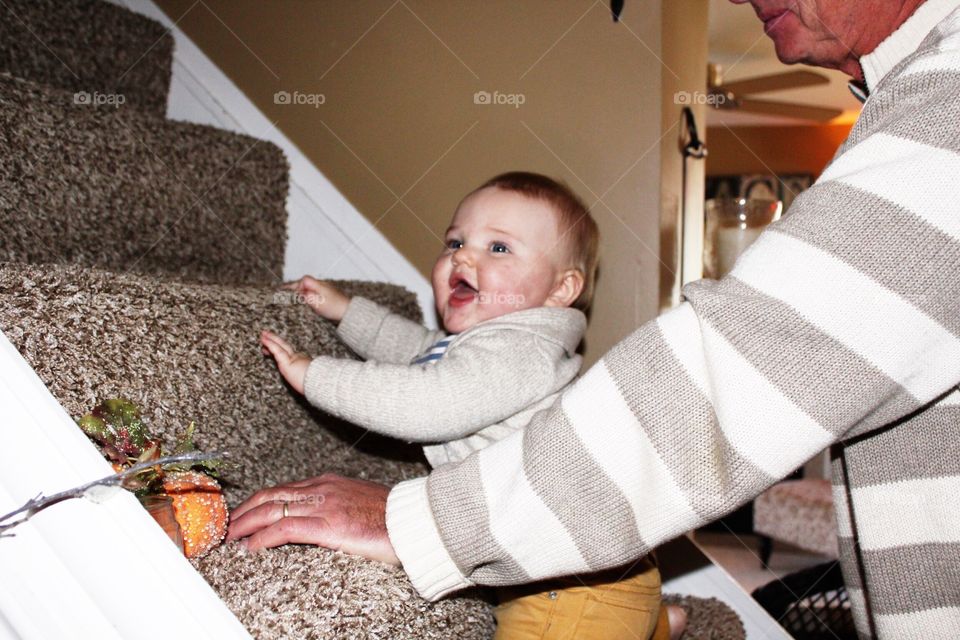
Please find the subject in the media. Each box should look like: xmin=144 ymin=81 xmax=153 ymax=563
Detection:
xmin=452 ymin=247 xmax=475 ymax=266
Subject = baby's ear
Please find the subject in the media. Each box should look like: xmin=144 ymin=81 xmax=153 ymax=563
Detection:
xmin=546 ymin=269 xmax=585 ymax=308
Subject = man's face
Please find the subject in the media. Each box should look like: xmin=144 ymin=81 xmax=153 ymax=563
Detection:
xmin=729 ymin=0 xmax=867 ymax=75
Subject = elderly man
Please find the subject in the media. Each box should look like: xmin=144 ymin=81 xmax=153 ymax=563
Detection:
xmin=229 ymin=1 xmax=960 ymax=637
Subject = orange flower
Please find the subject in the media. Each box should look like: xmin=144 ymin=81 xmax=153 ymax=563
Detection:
xmin=162 ymin=471 xmax=227 ymax=558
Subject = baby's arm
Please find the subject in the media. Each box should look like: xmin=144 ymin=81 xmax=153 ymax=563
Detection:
xmin=336 ymin=297 xmax=446 ymax=364
xmin=301 ymin=330 xmax=573 ymax=442
xmin=284 ymin=277 xmax=441 ymax=364
xmin=284 ymin=276 xmax=350 ymax=323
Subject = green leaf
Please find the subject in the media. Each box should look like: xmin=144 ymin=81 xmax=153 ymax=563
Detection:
xmin=173 ymin=422 xmax=197 ymax=455
xmin=89 ymin=398 xmax=159 ymax=457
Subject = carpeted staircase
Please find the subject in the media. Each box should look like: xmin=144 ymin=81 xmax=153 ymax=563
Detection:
xmin=0 ymin=72 xmax=289 ymax=284
xmin=0 ymin=0 xmax=495 ymax=637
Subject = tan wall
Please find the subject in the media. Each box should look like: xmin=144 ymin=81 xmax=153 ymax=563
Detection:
xmin=154 ymin=0 xmax=665 ymax=365
xmin=706 ymin=123 xmax=853 ymax=177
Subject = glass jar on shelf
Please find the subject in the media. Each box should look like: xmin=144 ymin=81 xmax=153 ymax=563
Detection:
xmin=703 ymin=198 xmax=782 ymax=280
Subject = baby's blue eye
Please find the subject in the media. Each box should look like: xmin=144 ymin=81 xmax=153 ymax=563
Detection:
xmin=491 ymin=242 xmax=509 ymax=254
xmin=446 ymin=239 xmax=463 ymax=250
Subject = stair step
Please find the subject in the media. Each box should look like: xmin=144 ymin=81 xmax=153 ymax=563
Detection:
xmin=0 ymin=259 xmax=492 ymax=638
xmin=0 ymin=261 xmax=424 ymax=504
xmin=0 ymin=0 xmax=173 ymax=116
xmin=0 ymin=74 xmax=289 ymax=286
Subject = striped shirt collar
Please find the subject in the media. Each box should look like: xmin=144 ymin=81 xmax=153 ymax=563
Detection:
xmin=859 ymin=0 xmax=960 ymax=93
xmin=412 ymin=336 xmax=455 ymax=365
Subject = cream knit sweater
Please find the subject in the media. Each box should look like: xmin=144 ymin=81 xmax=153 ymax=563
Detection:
xmin=386 ymin=3 xmax=960 ymax=638
xmin=303 ymin=296 xmax=586 ymax=469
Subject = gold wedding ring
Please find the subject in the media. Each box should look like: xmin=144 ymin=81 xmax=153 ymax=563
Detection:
xmin=282 ymin=501 xmax=290 ymax=518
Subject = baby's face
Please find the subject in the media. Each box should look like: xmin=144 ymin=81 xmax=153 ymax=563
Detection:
xmin=432 ymin=187 xmax=569 ymax=334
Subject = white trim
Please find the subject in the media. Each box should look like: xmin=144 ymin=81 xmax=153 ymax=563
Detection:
xmin=105 ymin=0 xmax=436 ymax=327
xmin=860 ymin=0 xmax=960 ymax=91
xmin=0 ymin=333 xmax=251 ymax=640
xmin=385 ymin=478 xmax=471 ymax=601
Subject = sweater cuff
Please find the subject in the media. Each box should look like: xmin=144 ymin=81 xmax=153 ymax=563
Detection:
xmin=336 ymin=297 xmax=390 ymax=355
xmin=386 ymin=477 xmax=473 ymax=601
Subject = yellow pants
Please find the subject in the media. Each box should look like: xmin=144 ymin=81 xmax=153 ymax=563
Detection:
xmin=493 ymin=557 xmax=669 ymax=640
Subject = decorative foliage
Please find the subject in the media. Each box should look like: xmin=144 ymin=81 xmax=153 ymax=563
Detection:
xmin=77 ymin=399 xmax=225 ymax=496
xmin=1 ymin=399 xmax=231 ymax=558
xmin=0 ymin=451 xmax=226 ymax=538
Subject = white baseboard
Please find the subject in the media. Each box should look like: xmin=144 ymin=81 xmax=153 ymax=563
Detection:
xmin=0 ymin=334 xmax=252 ymax=640
xmin=107 ymin=0 xmax=436 ymax=327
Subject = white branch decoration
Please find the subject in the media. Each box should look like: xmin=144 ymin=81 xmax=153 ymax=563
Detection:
xmin=0 ymin=450 xmax=229 ymax=538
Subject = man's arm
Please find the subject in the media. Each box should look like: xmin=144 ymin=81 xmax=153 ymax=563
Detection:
xmin=387 ymin=119 xmax=960 ymax=598
xmin=234 ymin=71 xmax=960 ymax=600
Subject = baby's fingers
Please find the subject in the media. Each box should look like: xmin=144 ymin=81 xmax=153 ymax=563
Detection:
xmin=260 ymin=331 xmax=294 ymax=360
xmin=266 ymin=332 xmax=296 ymax=354
xmin=260 ymin=339 xmax=287 ymax=365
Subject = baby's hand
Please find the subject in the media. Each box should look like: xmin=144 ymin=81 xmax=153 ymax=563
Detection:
xmin=282 ymin=276 xmax=350 ymax=323
xmin=260 ymin=330 xmax=311 ymax=395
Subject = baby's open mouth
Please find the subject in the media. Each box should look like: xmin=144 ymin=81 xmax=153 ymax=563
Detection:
xmin=449 ymin=275 xmax=478 ymax=306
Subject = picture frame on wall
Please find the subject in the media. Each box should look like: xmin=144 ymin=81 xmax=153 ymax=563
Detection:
xmin=706 ymin=173 xmax=813 ymax=214
xmin=779 ymin=174 xmax=813 ymax=211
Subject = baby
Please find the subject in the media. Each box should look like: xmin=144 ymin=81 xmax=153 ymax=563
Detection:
xmin=260 ymin=172 xmax=674 ymax=640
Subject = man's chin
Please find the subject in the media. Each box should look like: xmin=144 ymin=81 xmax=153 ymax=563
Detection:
xmin=770 ymin=37 xmax=807 ymax=65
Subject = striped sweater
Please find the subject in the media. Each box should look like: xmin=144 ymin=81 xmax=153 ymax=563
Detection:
xmin=386 ymin=3 xmax=960 ymax=638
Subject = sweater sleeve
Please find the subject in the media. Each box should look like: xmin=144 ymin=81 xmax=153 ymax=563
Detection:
xmin=303 ymin=328 xmax=574 ymax=442
xmin=336 ymin=296 xmax=445 ymax=364
xmin=387 ymin=80 xmax=960 ymax=599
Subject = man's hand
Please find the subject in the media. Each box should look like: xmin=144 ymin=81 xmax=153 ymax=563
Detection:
xmin=225 ymin=473 xmax=399 ymax=566
xmin=283 ymin=276 xmax=351 ymax=323
xmin=260 ymin=330 xmax=311 ymax=394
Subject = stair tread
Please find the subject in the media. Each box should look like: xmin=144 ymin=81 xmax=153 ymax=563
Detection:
xmin=1 ymin=73 xmax=289 ymax=286
xmin=0 ymin=0 xmax=173 ymax=116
